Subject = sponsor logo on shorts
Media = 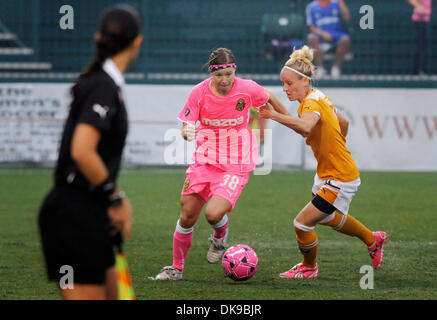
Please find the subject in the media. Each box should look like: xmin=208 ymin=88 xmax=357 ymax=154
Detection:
xmin=325 ymin=179 xmax=340 ymax=190
xmin=236 ymin=99 xmax=246 ymax=111
xmin=183 ymin=179 xmax=190 ymax=191
xmin=185 ymin=108 xmax=190 ymax=117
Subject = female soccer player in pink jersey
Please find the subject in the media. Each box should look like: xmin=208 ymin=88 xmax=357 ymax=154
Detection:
xmin=152 ymin=48 xmax=290 ymax=280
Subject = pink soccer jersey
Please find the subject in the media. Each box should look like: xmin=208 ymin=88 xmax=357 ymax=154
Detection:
xmin=177 ymin=76 xmax=269 ymax=173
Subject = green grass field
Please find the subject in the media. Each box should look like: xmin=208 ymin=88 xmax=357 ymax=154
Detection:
xmin=1 ymin=168 xmax=436 ymax=300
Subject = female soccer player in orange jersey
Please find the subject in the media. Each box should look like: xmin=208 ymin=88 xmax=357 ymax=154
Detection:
xmin=259 ymin=45 xmax=388 ymax=278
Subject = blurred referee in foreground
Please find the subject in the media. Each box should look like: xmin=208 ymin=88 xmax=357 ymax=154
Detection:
xmin=38 ymin=4 xmax=142 ymax=300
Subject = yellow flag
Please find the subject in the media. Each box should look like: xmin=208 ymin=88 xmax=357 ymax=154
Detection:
xmin=115 ymin=252 xmax=136 ymax=300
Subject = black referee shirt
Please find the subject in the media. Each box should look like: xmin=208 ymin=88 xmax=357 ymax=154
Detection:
xmin=54 ymin=66 xmax=128 ymax=191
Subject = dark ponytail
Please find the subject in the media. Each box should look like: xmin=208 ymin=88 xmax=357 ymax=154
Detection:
xmin=72 ymin=4 xmax=141 ymax=92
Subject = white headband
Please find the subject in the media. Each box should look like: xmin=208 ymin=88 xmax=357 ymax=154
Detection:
xmin=282 ymin=66 xmax=311 ymax=80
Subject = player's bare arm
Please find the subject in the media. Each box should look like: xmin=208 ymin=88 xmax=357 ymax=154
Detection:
xmin=260 ymin=104 xmax=320 ymax=136
xmin=71 ymin=123 xmax=132 ymax=239
xmin=71 ymin=123 xmax=109 ymax=185
xmin=267 ymin=91 xmax=291 ymax=116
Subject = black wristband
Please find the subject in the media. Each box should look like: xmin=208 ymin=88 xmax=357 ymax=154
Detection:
xmin=93 ymin=178 xmax=116 ymax=205
xmin=108 ymin=191 xmax=125 ymax=207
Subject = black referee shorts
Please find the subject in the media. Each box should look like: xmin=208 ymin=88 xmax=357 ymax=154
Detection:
xmin=38 ymin=185 xmax=115 ymax=285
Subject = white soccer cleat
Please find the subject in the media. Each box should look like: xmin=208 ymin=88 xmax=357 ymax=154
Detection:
xmin=207 ymin=234 xmax=228 ymax=264
xmin=149 ymin=266 xmax=182 ymax=281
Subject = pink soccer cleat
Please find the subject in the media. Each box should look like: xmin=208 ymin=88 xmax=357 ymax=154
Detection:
xmin=368 ymin=231 xmax=388 ymax=269
xmin=279 ymin=263 xmax=319 ymax=279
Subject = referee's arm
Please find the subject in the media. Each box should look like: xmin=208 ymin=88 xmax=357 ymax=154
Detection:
xmin=71 ymin=123 xmax=132 ymax=240
xmin=71 ymin=123 xmax=109 ymax=186
xmin=71 ymin=80 xmax=116 ymax=186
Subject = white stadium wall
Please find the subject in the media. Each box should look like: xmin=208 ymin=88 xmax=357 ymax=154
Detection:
xmin=0 ymin=83 xmax=436 ymax=171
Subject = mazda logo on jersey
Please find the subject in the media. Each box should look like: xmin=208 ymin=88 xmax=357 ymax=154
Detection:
xmin=201 ymin=116 xmax=244 ymax=127
xmin=236 ymin=99 xmax=246 ymax=111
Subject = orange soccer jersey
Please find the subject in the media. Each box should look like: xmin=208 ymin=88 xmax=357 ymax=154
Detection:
xmin=298 ymin=89 xmax=359 ymax=182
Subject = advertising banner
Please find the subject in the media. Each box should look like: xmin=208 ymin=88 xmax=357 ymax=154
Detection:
xmin=1 ymin=84 xmax=435 ymax=171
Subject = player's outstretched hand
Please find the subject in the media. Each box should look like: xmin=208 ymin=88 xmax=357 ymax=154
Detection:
xmin=108 ymin=197 xmax=133 ymax=240
xmin=259 ymin=103 xmax=275 ymax=119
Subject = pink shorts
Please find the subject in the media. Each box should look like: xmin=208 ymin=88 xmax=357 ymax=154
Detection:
xmin=181 ymin=164 xmax=251 ymax=212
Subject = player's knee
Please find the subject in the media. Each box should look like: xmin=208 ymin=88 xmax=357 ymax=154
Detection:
xmin=294 ymin=210 xmax=320 ymax=228
xmin=179 ymin=213 xmax=196 ymax=228
xmin=179 ymin=207 xmax=199 ymax=228
xmin=205 ymin=212 xmax=220 ymax=225
xmin=204 ymin=208 xmax=224 ymax=225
